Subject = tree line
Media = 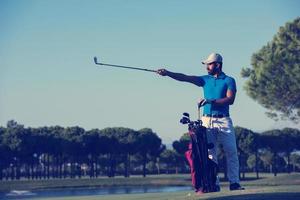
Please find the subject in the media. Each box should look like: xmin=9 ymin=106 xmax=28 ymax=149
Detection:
xmin=1 ymin=120 xmax=300 ymax=181
xmin=0 ymin=120 xmax=165 ymax=180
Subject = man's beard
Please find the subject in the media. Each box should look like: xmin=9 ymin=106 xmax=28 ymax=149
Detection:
xmin=208 ymin=67 xmax=218 ymax=75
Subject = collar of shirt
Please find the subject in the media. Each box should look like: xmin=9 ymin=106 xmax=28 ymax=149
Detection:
xmin=208 ymin=72 xmax=226 ymax=79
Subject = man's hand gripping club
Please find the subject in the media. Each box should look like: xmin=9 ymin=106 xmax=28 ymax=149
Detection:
xmin=198 ymin=99 xmax=216 ymax=107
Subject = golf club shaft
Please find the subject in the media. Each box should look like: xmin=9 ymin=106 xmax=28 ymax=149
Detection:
xmin=94 ymin=57 xmax=156 ymax=73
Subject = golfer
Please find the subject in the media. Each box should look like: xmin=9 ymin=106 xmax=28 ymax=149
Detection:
xmin=157 ymin=53 xmax=244 ymax=191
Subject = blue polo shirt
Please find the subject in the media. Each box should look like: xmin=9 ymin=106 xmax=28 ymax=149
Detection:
xmin=199 ymin=72 xmax=236 ymax=116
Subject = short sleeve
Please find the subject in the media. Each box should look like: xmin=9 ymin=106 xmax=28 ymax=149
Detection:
xmin=198 ymin=76 xmax=206 ymax=86
xmin=227 ymin=77 xmax=237 ymax=92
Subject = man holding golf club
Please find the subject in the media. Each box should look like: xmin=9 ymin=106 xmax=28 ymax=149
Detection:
xmin=157 ymin=53 xmax=244 ymax=191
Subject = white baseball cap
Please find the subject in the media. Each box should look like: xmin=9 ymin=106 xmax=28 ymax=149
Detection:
xmin=202 ymin=53 xmax=223 ymax=64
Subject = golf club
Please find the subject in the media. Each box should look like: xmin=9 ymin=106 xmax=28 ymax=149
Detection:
xmin=93 ymin=57 xmax=157 ymax=73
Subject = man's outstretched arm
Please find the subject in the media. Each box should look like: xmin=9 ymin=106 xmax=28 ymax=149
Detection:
xmin=156 ymin=69 xmax=203 ymax=87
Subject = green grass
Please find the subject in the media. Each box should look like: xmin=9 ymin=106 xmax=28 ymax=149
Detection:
xmin=0 ymin=173 xmax=275 ymax=192
xmin=0 ymin=174 xmax=190 ymax=192
xmin=34 ymin=185 xmax=300 ymax=200
xmin=1 ymin=173 xmax=300 ymax=200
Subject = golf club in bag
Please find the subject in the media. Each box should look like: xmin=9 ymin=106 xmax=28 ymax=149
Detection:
xmin=180 ymin=104 xmax=219 ymax=193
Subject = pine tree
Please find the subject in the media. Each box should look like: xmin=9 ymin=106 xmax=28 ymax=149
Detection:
xmin=241 ymin=17 xmax=300 ymax=122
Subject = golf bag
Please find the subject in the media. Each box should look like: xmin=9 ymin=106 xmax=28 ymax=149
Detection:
xmin=180 ymin=111 xmax=219 ymax=193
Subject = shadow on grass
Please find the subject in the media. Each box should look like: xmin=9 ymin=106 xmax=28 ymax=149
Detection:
xmin=221 ymin=177 xmax=263 ymax=182
xmin=209 ymin=192 xmax=300 ymax=200
xmin=184 ymin=177 xmax=264 ymax=182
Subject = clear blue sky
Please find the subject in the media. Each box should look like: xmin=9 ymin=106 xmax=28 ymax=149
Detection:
xmin=0 ymin=0 xmax=299 ymax=143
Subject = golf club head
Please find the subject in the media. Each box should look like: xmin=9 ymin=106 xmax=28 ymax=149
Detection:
xmin=94 ymin=57 xmax=99 ymax=64
xmin=180 ymin=116 xmax=190 ymax=124
xmin=183 ymin=112 xmax=190 ymax=118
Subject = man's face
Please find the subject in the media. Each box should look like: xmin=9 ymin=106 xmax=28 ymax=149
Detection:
xmin=206 ymin=62 xmax=219 ymax=75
